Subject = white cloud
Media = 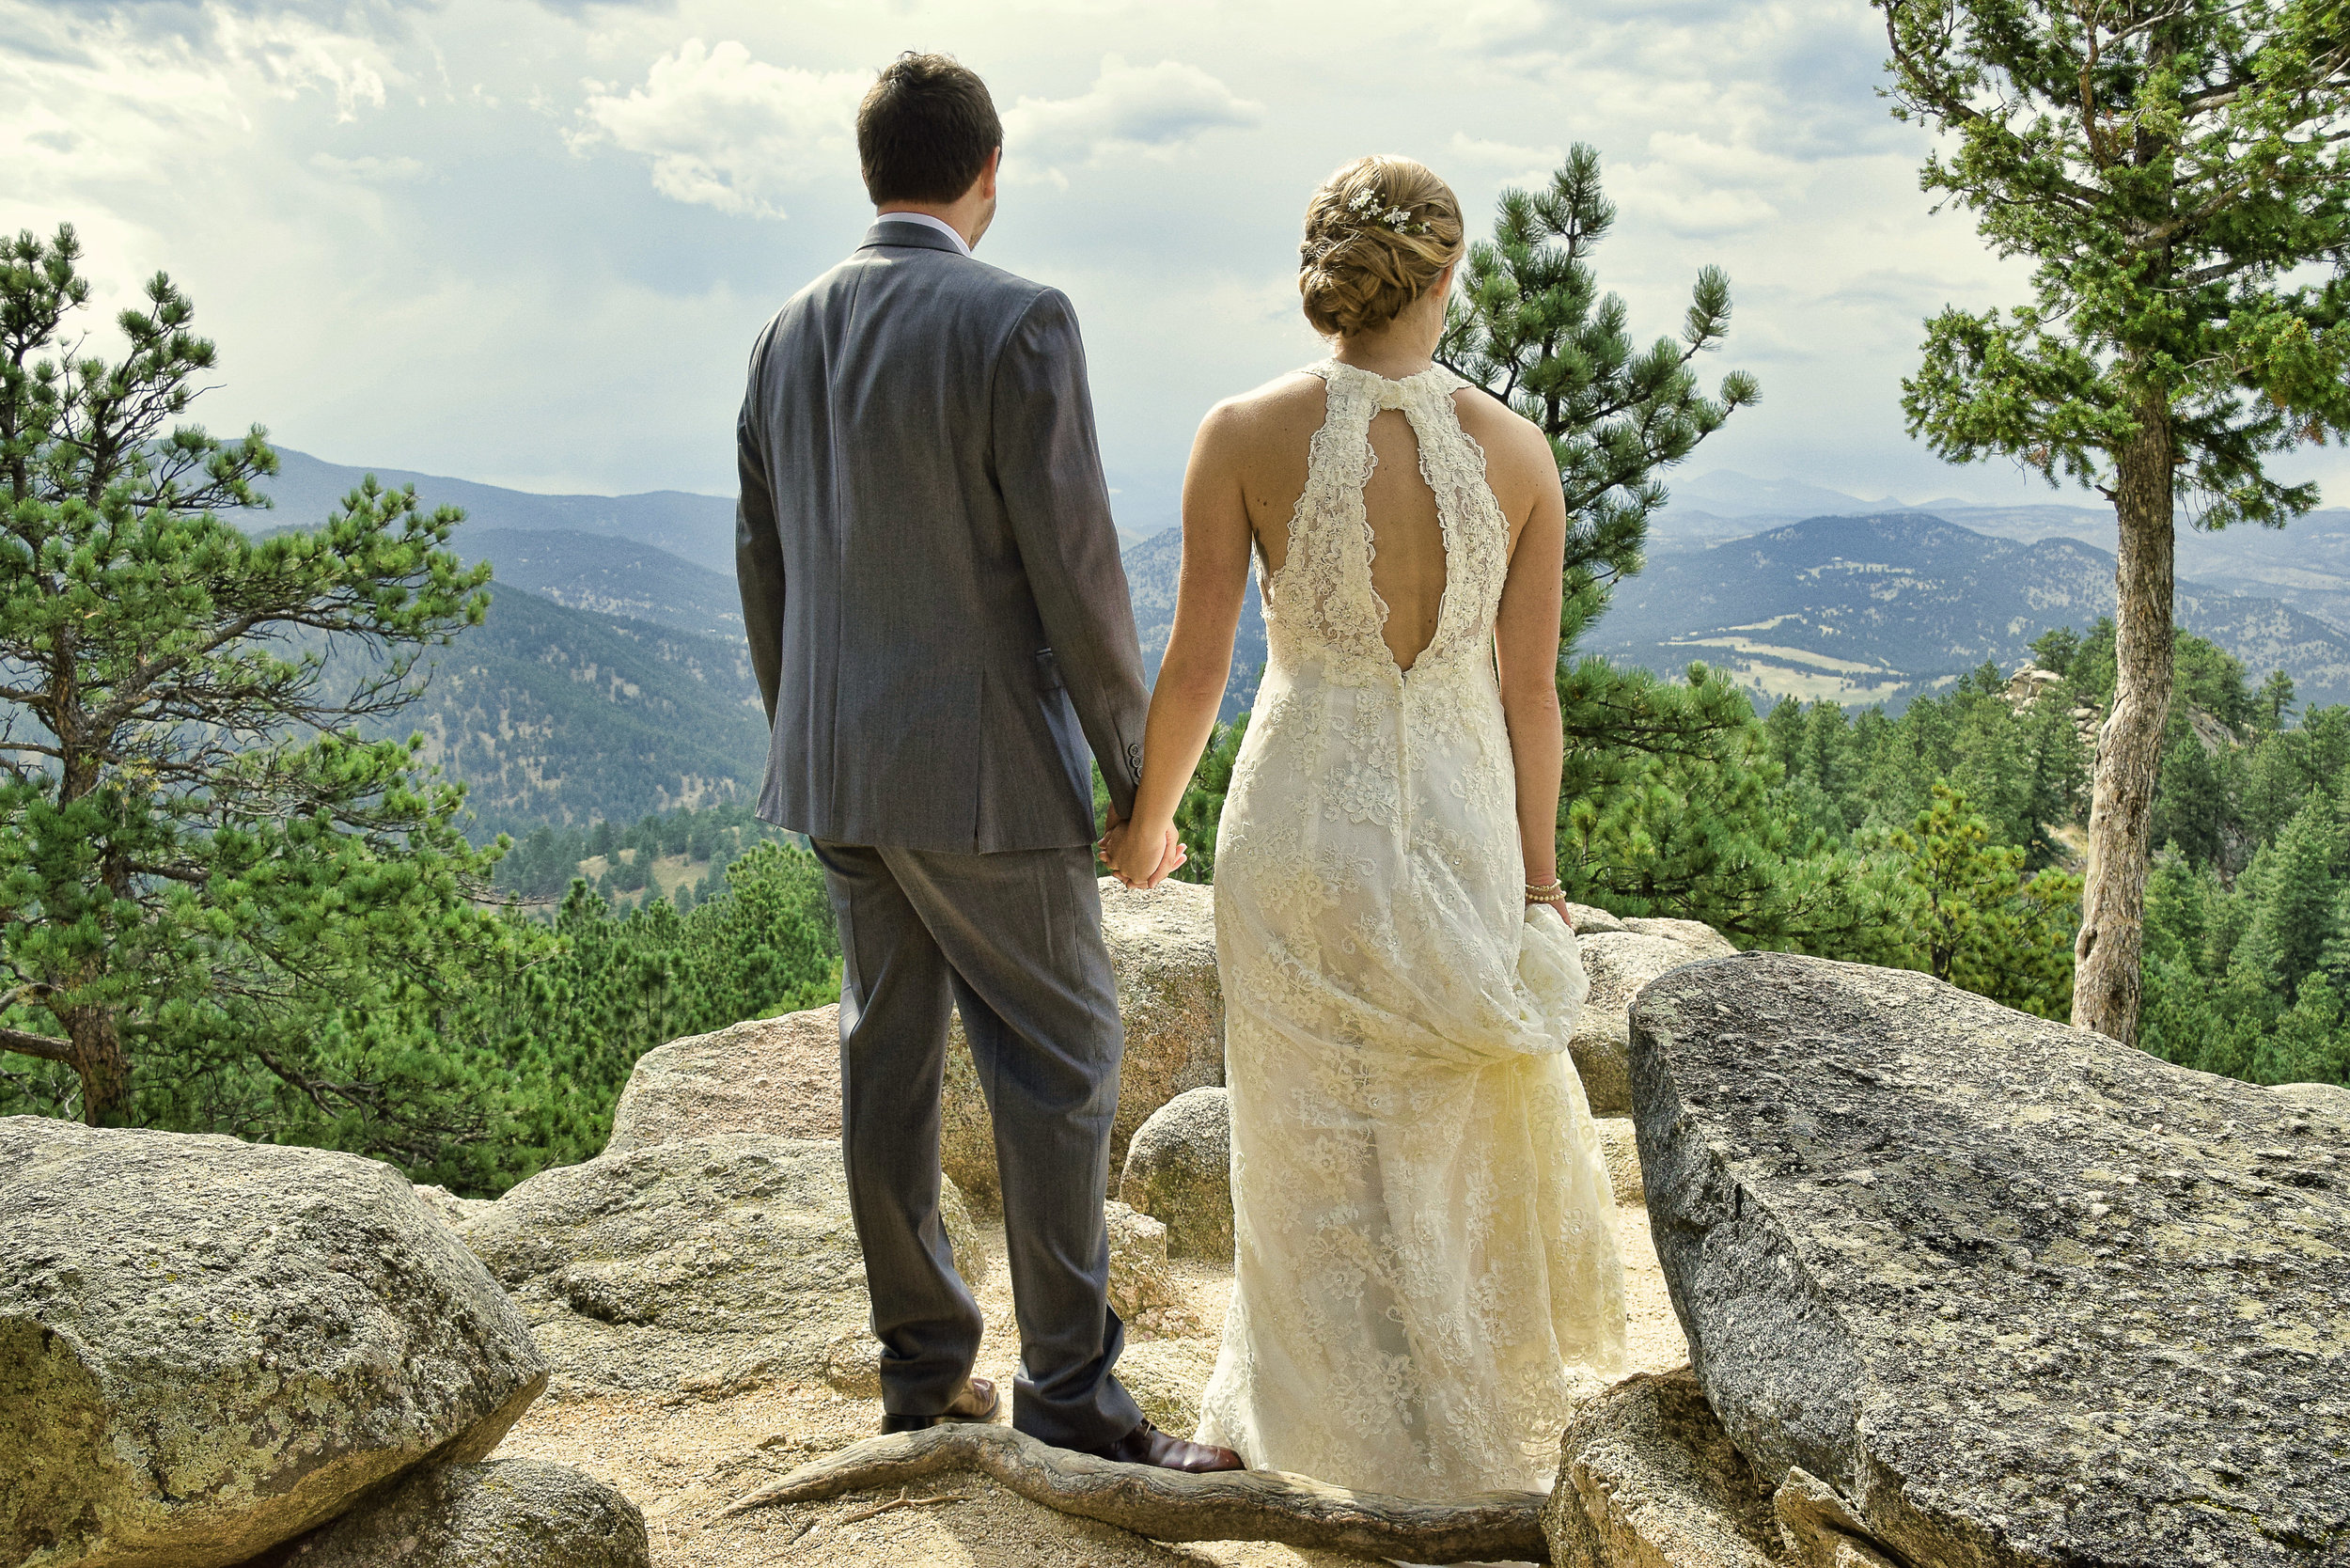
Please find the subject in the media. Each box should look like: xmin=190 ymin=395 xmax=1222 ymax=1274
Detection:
xmin=1445 ymin=131 xmax=1563 ymax=187
xmin=571 ymin=40 xmax=867 ymax=219
xmin=1002 ymin=55 xmax=1261 ymax=187
xmin=309 ymin=151 xmax=428 ymax=180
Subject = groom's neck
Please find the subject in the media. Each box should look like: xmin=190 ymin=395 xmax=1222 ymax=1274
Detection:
xmin=877 ymin=196 xmax=992 ymax=252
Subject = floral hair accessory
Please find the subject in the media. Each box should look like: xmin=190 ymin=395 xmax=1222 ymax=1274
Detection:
xmin=1345 ymin=187 xmax=1430 ymax=235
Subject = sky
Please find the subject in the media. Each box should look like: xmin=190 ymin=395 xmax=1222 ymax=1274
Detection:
xmin=9 ymin=0 xmax=2342 ymax=524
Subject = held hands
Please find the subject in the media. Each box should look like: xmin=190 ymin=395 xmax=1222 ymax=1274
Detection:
xmin=1101 ymin=808 xmax=1187 ymax=890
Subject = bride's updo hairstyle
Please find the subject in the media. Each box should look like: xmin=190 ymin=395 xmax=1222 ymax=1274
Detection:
xmin=1298 ymin=155 xmax=1465 ymax=338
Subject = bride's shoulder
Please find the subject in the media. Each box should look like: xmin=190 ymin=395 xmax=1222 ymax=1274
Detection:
xmin=1449 ymin=384 xmax=1552 ymax=468
xmin=1196 ymin=371 xmax=1329 ymax=451
xmin=1213 ymin=369 xmax=1328 ymax=420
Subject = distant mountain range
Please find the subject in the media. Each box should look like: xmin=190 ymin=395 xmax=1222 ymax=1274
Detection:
xmin=1121 ymin=527 xmax=1262 ymax=721
xmin=257 ymin=447 xmax=742 ymax=576
xmin=464 ymin=528 xmax=744 ymax=639
xmin=196 ymin=452 xmax=2350 ymax=835
xmin=1596 ymin=511 xmax=2350 ymax=710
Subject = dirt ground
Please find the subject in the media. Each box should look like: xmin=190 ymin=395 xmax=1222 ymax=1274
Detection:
xmin=491 ymin=1203 xmax=1687 ymax=1566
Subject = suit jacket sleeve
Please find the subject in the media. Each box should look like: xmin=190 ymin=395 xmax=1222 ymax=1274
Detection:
xmin=736 ymin=332 xmax=786 ymax=725
xmin=990 ymin=288 xmax=1151 ymax=820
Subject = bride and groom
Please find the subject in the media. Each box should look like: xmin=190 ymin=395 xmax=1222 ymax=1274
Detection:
xmin=735 ymin=51 xmax=1626 ymax=1498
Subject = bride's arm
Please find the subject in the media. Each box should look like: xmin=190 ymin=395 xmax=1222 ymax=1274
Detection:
xmin=1494 ymin=431 xmax=1570 ymax=923
xmin=1102 ymin=408 xmax=1254 ymax=888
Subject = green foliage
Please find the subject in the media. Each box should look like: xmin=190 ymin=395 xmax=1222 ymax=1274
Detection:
xmin=1765 ymin=662 xmax=2091 ymax=870
xmin=436 ymin=842 xmax=838 ymax=1192
xmin=1168 ymin=716 xmax=1247 ymax=886
xmin=1437 ymin=143 xmax=1759 ymax=648
xmin=1879 ymin=0 xmax=2350 ymax=525
xmin=1554 ymin=660 xmax=1911 ymax=955
xmin=1888 ymin=783 xmax=2083 ymax=1019
xmin=1427 ymin=147 xmax=1907 ymax=949
xmin=2141 ymin=793 xmax=2350 ymax=1087
xmin=0 ymin=224 xmax=536 ymax=1151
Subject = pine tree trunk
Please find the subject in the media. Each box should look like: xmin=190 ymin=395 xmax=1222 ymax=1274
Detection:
xmin=66 ymin=1004 xmax=133 ymax=1126
xmin=2073 ymin=404 xmax=2175 ymax=1043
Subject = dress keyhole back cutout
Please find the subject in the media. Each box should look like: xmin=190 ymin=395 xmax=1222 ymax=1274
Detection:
xmin=1361 ymin=406 xmax=1449 ymax=674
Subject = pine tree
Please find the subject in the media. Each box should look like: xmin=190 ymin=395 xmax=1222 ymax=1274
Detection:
xmin=1 ymin=226 xmax=539 ymax=1139
xmin=2255 ymin=668 xmax=2297 ymax=730
xmin=1878 ymin=0 xmax=2350 ymax=1044
xmin=1434 ymin=149 xmax=1902 ymax=945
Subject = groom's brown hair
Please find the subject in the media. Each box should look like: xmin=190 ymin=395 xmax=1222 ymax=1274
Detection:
xmin=857 ymin=53 xmax=1003 ymax=206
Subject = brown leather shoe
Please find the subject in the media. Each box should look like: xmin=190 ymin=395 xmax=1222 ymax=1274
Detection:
xmin=879 ymin=1375 xmax=999 ymax=1435
xmin=1088 ymin=1419 xmax=1244 ymax=1473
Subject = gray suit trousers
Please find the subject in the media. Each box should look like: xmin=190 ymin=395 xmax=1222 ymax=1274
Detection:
xmin=811 ymin=839 xmax=1142 ymax=1450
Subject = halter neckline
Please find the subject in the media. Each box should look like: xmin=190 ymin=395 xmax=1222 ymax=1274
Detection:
xmin=1318 ymin=357 xmax=1452 ymax=388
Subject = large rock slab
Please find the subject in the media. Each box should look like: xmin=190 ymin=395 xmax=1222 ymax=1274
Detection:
xmin=944 ymin=877 xmax=1224 ymax=1208
xmin=1630 ymin=952 xmax=2350 ymax=1568
xmin=1118 ymin=1086 xmax=1234 ymax=1261
xmin=458 ymin=1135 xmax=980 ymax=1401
xmin=0 ymin=1119 xmax=545 ymax=1568
xmin=274 ymin=1459 xmax=648 ymax=1568
xmin=603 ymin=1006 xmax=840 ymax=1154
xmin=1543 ymin=1367 xmax=1785 ymax=1568
xmin=1574 ymin=930 xmax=1724 ymax=1116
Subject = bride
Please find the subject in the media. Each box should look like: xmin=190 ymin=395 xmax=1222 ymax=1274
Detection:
xmin=1101 ymin=154 xmax=1627 ymax=1499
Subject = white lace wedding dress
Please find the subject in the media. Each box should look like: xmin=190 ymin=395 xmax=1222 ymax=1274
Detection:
xmin=1194 ymin=359 xmax=1627 ymax=1499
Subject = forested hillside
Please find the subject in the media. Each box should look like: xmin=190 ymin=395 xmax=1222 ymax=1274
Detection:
xmin=363 ymin=586 xmax=767 ymax=840
xmin=464 ymin=528 xmax=744 ymax=638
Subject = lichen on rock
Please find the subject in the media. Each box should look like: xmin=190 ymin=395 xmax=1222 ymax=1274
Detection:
xmin=1630 ymin=951 xmax=2350 ymax=1568
xmin=274 ymin=1458 xmax=649 ymax=1568
xmin=1119 ymin=1087 xmax=1234 ymax=1262
xmin=0 ymin=1118 xmax=545 ymax=1568
xmin=457 ymin=1134 xmax=979 ymax=1402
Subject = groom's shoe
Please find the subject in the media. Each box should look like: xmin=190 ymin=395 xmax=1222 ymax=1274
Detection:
xmin=879 ymin=1376 xmax=1000 ymax=1434
xmin=1087 ymin=1419 xmax=1245 ymax=1473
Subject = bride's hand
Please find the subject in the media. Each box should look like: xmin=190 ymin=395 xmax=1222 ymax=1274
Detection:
xmin=1527 ymin=899 xmax=1575 ymax=934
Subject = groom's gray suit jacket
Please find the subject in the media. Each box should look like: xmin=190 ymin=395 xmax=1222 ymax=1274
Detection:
xmin=735 ymin=219 xmax=1148 ymax=850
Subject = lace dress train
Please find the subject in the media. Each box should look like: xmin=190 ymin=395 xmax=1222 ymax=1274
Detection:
xmin=1194 ymin=360 xmax=1627 ymax=1499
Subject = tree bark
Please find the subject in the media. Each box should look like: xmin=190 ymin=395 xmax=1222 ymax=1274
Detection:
xmin=2073 ymin=400 xmax=2175 ymax=1043
xmin=65 ymin=1004 xmax=133 ymax=1126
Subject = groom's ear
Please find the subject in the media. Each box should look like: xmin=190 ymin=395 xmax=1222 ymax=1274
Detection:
xmin=977 ymin=146 xmax=1002 ymax=201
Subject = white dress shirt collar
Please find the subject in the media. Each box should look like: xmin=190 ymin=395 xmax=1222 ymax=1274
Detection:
xmin=875 ymin=211 xmax=973 ymax=258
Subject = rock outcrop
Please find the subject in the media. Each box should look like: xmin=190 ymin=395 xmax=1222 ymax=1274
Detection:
xmin=411 ymin=1183 xmax=494 ymax=1229
xmin=1543 ymin=1368 xmax=1784 ymax=1568
xmin=603 ymin=1005 xmax=841 ymax=1153
xmin=1118 ymin=1087 xmax=1234 ymax=1260
xmin=1573 ymin=926 xmax=1734 ymax=1116
xmin=944 ymin=878 xmax=1223 ymax=1207
xmin=1104 ymin=1200 xmax=1182 ymax=1329
xmin=274 ymin=1460 xmax=649 ymax=1568
xmin=458 ymin=1134 xmax=979 ymax=1401
xmin=0 ymin=1119 xmax=545 ymax=1568
xmin=1630 ymin=952 xmax=2350 ymax=1568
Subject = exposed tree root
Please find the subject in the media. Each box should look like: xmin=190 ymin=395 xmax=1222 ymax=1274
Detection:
xmin=721 ymin=1422 xmax=1551 ymax=1563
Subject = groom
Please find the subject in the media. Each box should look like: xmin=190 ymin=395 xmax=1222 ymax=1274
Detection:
xmin=734 ymin=53 xmax=1237 ymax=1473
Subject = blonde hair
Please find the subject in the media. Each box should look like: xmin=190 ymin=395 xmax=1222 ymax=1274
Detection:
xmin=1298 ymin=155 xmax=1465 ymax=337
